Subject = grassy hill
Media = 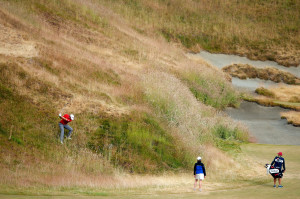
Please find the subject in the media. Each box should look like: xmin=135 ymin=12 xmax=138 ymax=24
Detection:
xmin=101 ymin=0 xmax=300 ymax=67
xmin=1 ymin=0 xmax=296 ymax=192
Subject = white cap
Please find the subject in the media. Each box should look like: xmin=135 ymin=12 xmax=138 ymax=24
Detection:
xmin=70 ymin=114 xmax=74 ymax=120
xmin=197 ymin=156 xmax=201 ymax=160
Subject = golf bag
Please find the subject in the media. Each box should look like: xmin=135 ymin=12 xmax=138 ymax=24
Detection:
xmin=265 ymin=164 xmax=283 ymax=178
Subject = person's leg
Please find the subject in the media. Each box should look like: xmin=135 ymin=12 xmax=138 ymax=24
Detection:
xmin=278 ymin=178 xmax=281 ymax=185
xmin=199 ymin=180 xmax=202 ymax=189
xmin=59 ymin=123 xmax=64 ymax=143
xmin=273 ymin=178 xmax=277 ymax=187
xmin=194 ymin=179 xmax=198 ymax=189
xmin=64 ymin=125 xmax=73 ymax=138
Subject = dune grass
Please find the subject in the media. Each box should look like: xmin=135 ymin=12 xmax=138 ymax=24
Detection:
xmin=281 ymin=111 xmax=300 ymax=127
xmin=101 ymin=0 xmax=300 ymax=66
xmin=142 ymin=71 xmax=248 ymax=162
xmin=245 ymin=85 xmax=300 ymax=113
xmin=0 ymin=0 xmax=251 ymax=192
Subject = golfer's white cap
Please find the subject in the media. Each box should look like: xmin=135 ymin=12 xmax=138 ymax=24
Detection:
xmin=197 ymin=156 xmax=201 ymax=160
xmin=70 ymin=114 xmax=75 ymax=120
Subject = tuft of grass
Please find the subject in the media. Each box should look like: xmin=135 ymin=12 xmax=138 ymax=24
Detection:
xmin=0 ymin=83 xmax=13 ymax=100
xmin=0 ymin=124 xmax=7 ymax=136
xmin=181 ymin=70 xmax=240 ymax=109
xmin=255 ymin=87 xmax=275 ymax=98
xmin=33 ymin=58 xmax=60 ymax=75
xmin=213 ymin=125 xmax=248 ymax=142
xmin=93 ymin=69 xmax=121 ymax=86
xmin=281 ymin=111 xmax=300 ymax=126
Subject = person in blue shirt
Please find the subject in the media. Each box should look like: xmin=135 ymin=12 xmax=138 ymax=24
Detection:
xmin=271 ymin=152 xmax=286 ymax=188
xmin=194 ymin=156 xmax=206 ymax=191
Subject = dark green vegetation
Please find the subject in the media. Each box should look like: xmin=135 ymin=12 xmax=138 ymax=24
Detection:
xmin=187 ymin=78 xmax=239 ymax=109
xmin=0 ymin=62 xmax=59 ymax=155
xmin=88 ymin=113 xmax=190 ymax=173
xmin=213 ymin=125 xmax=247 ymax=152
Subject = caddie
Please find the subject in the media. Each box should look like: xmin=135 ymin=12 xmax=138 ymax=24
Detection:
xmin=270 ymin=152 xmax=285 ymax=188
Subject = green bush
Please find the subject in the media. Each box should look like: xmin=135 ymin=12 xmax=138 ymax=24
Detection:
xmin=213 ymin=125 xmax=248 ymax=152
xmin=185 ymin=74 xmax=240 ymax=109
xmin=87 ymin=113 xmax=190 ymax=173
xmin=213 ymin=125 xmax=248 ymax=142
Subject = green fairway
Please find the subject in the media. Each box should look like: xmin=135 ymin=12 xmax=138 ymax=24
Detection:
xmin=1 ymin=143 xmax=299 ymax=199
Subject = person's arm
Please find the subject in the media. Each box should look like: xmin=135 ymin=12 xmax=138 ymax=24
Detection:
xmin=59 ymin=114 xmax=71 ymax=122
xmin=202 ymin=163 xmax=206 ymax=177
xmin=271 ymin=157 xmax=275 ymax=166
xmin=194 ymin=163 xmax=196 ymax=175
xmin=282 ymin=158 xmax=286 ymax=172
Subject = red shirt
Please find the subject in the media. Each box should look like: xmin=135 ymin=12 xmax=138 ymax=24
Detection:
xmin=60 ymin=114 xmax=72 ymax=125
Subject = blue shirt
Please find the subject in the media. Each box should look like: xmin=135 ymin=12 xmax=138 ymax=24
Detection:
xmin=194 ymin=162 xmax=206 ymax=176
xmin=271 ymin=156 xmax=285 ymax=171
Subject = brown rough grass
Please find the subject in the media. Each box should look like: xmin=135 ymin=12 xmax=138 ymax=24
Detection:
xmin=223 ymin=64 xmax=300 ymax=85
xmin=0 ymin=0 xmax=250 ymax=190
xmin=281 ymin=111 xmax=300 ymax=127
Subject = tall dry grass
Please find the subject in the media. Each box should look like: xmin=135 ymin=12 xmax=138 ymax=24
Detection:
xmin=101 ymin=0 xmax=300 ymax=66
xmin=281 ymin=111 xmax=300 ymax=126
xmin=0 ymin=0 xmax=252 ymax=190
xmin=142 ymin=70 xmax=248 ymax=168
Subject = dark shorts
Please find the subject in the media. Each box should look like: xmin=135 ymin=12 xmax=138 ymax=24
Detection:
xmin=272 ymin=169 xmax=283 ymax=178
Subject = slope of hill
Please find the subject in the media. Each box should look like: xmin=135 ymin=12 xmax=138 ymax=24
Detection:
xmin=101 ymin=0 xmax=300 ymax=67
xmin=0 ymin=0 xmax=250 ymax=190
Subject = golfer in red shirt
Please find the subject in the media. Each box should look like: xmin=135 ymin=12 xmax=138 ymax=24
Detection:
xmin=59 ymin=113 xmax=74 ymax=144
